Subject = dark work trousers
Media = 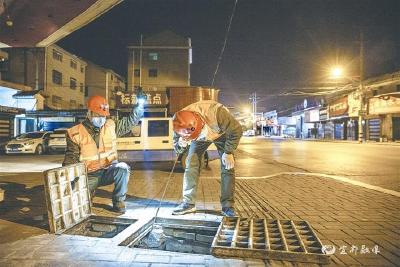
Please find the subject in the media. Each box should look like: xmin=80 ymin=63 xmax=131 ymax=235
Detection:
xmin=182 ymin=134 xmax=235 ymax=208
xmin=87 ymin=162 xmax=130 ymax=203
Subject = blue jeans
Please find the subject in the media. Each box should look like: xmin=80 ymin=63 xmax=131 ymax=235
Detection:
xmin=87 ymin=162 xmax=130 ymax=203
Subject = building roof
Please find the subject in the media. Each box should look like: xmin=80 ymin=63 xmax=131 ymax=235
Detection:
xmin=128 ymin=30 xmax=190 ymax=49
xmin=12 ymin=89 xmax=44 ymax=99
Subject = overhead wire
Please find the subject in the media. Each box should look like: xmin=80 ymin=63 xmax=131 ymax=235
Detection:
xmin=211 ymin=0 xmax=238 ymax=87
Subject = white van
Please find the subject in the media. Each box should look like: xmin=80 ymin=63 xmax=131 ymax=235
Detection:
xmin=117 ymin=117 xmax=218 ymax=167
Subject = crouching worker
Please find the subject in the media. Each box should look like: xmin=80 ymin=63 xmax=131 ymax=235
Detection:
xmin=63 ymin=95 xmax=143 ymax=213
xmin=172 ymin=100 xmax=242 ymax=217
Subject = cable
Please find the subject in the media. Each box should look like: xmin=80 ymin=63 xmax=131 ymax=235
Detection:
xmin=211 ymin=0 xmax=238 ymax=87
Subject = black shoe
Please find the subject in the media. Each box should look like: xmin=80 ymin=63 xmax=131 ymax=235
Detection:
xmin=172 ymin=202 xmax=196 ymax=215
xmin=221 ymin=207 xmax=236 ymax=217
xmin=112 ymin=201 xmax=126 ymax=213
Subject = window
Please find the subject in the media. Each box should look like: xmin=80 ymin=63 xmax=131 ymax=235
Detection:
xmin=148 ymin=52 xmax=159 ymax=61
xmin=85 ymin=86 xmax=89 ymax=97
xmin=80 ymin=66 xmax=85 ymax=73
xmin=70 ymin=77 xmax=77 ymax=89
xmin=373 ymin=89 xmax=378 ymax=96
xmin=52 ymin=49 xmax=63 ymax=62
xmin=148 ymin=120 xmax=169 ymax=137
xmin=52 ymin=70 xmax=62 ymax=85
xmin=80 ymin=83 xmax=84 ymax=93
xmin=134 ymin=69 xmax=140 ymax=77
xmin=396 ymin=84 xmax=400 ymax=92
xmin=79 ymin=104 xmax=84 ymax=109
xmin=70 ymin=100 xmax=77 ymax=109
xmin=52 ymin=95 xmax=62 ymax=107
xmin=110 ymin=74 xmax=114 ymax=81
xmin=148 ymin=69 xmax=158 ymax=78
xmin=70 ymin=60 xmax=77 ymax=69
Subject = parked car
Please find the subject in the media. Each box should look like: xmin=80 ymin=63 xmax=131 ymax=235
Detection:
xmin=243 ymin=129 xmax=255 ymax=136
xmin=48 ymin=128 xmax=68 ymax=153
xmin=5 ymin=131 xmax=52 ymax=155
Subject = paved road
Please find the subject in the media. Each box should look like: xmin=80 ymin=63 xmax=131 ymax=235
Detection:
xmin=237 ymin=137 xmax=400 ymax=191
xmin=0 ymin=138 xmax=398 ymax=191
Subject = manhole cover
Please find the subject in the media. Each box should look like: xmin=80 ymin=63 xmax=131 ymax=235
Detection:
xmin=43 ymin=163 xmax=136 ymax=237
xmin=211 ymin=217 xmax=330 ymax=265
xmin=121 ymin=218 xmax=220 ymax=255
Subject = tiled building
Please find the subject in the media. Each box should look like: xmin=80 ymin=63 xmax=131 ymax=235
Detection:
xmin=126 ymin=30 xmax=191 ymax=92
xmin=85 ymin=61 xmax=125 ymax=109
xmin=1 ymin=44 xmax=87 ymax=110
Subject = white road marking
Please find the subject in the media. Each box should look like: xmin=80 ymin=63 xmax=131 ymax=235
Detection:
xmin=234 ymin=172 xmax=400 ymax=197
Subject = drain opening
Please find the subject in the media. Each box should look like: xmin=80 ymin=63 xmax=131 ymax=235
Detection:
xmin=65 ymin=216 xmax=137 ymax=238
xmin=122 ymin=218 xmax=220 ymax=255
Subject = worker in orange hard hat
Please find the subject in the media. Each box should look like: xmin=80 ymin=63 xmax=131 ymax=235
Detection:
xmin=172 ymin=100 xmax=242 ymax=217
xmin=63 ymin=95 xmax=144 ymax=213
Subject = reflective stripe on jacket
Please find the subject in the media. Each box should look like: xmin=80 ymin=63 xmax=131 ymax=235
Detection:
xmin=67 ymin=119 xmax=118 ymax=172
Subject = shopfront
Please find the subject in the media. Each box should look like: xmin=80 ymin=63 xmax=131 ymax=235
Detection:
xmin=368 ymin=93 xmax=400 ymax=141
xmin=328 ymin=96 xmax=349 ymax=140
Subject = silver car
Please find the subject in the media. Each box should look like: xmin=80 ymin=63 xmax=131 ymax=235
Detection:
xmin=5 ymin=131 xmax=52 ymax=155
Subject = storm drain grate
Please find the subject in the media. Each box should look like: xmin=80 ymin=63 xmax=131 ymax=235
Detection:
xmin=211 ymin=217 xmax=330 ymax=265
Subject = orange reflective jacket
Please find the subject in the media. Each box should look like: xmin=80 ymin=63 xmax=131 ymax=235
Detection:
xmin=67 ymin=119 xmax=118 ymax=173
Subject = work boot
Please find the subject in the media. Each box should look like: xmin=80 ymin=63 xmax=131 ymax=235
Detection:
xmin=221 ymin=207 xmax=236 ymax=217
xmin=112 ymin=201 xmax=126 ymax=213
xmin=172 ymin=202 xmax=196 ymax=215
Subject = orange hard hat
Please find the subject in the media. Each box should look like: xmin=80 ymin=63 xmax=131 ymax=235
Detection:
xmin=173 ymin=110 xmax=205 ymax=140
xmin=87 ymin=95 xmax=110 ymax=116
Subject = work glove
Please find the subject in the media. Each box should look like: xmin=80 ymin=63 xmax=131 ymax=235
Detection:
xmin=221 ymin=152 xmax=235 ymax=170
xmin=174 ymin=137 xmax=190 ymax=155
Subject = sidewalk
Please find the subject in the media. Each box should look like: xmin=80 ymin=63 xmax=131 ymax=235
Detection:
xmin=0 ymin=170 xmax=399 ymax=266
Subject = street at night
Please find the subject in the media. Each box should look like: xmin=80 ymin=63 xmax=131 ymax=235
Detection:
xmin=1 ymin=0 xmax=399 ymax=266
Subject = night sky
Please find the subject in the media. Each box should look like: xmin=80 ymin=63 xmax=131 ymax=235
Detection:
xmin=58 ymin=0 xmax=400 ymax=111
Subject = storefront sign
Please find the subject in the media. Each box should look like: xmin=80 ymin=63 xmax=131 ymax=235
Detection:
xmin=278 ymin=116 xmax=296 ymax=125
xmin=369 ymin=94 xmax=400 ymax=115
xmin=319 ymin=108 xmax=328 ymax=121
xmin=329 ymin=96 xmax=348 ymax=118
xmin=348 ymin=92 xmax=362 ymax=117
xmin=0 ymin=105 xmax=24 ymax=114
xmin=305 ymin=109 xmax=320 ymax=123
xmin=115 ymin=91 xmax=167 ymax=108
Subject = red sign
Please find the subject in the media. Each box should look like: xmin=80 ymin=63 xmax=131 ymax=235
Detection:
xmin=329 ymin=96 xmax=348 ymax=117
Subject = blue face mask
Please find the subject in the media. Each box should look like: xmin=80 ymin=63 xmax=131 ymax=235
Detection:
xmin=91 ymin=117 xmax=106 ymax=128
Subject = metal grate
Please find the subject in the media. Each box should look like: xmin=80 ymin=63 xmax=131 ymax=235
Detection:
xmin=211 ymin=217 xmax=330 ymax=265
xmin=43 ymin=163 xmax=92 ymax=234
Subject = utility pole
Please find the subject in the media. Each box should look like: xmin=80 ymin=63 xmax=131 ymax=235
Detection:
xmin=249 ymin=92 xmax=259 ymax=133
xmin=358 ymin=32 xmax=364 ymax=143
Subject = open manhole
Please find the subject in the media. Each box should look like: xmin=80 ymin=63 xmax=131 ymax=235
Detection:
xmin=64 ymin=216 xmax=137 ymax=238
xmin=120 ymin=218 xmax=220 ymax=255
xmin=43 ymin=163 xmax=137 ymax=238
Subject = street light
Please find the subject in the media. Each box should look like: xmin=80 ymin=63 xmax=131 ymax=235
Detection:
xmin=330 ymin=66 xmax=344 ymax=79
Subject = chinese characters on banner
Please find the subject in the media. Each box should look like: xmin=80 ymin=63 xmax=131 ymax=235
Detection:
xmin=115 ymin=91 xmax=167 ymax=108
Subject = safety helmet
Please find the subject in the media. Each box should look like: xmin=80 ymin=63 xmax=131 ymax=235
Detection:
xmin=173 ymin=110 xmax=205 ymax=140
xmin=87 ymin=95 xmax=110 ymax=116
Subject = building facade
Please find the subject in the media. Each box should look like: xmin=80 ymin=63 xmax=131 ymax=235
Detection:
xmin=2 ymin=44 xmax=87 ymax=110
xmin=85 ymin=61 xmax=125 ymax=109
xmin=126 ymin=30 xmax=191 ymax=93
